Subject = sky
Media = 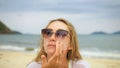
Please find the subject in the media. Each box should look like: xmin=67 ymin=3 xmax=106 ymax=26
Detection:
xmin=0 ymin=0 xmax=120 ymax=34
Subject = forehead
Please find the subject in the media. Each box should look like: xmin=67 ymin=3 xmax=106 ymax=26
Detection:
xmin=47 ymin=21 xmax=69 ymax=31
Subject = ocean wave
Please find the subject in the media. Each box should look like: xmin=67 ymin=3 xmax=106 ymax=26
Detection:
xmin=0 ymin=45 xmax=120 ymax=59
xmin=81 ymin=50 xmax=120 ymax=59
xmin=0 ymin=45 xmax=38 ymax=52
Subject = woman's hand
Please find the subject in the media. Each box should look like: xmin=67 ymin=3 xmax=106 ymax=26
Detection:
xmin=41 ymin=41 xmax=68 ymax=68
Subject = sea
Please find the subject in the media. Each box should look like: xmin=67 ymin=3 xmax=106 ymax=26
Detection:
xmin=0 ymin=34 xmax=120 ymax=59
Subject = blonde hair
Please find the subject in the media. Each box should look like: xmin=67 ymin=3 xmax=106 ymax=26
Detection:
xmin=34 ymin=18 xmax=82 ymax=62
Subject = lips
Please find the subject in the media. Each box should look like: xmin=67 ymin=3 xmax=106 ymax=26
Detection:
xmin=48 ymin=44 xmax=56 ymax=47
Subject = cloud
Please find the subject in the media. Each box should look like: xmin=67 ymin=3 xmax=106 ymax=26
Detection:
xmin=0 ymin=0 xmax=120 ymax=19
xmin=0 ymin=0 xmax=120 ymax=12
xmin=0 ymin=0 xmax=120 ymax=34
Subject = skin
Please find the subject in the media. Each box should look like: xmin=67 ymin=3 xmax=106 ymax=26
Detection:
xmin=41 ymin=21 xmax=71 ymax=68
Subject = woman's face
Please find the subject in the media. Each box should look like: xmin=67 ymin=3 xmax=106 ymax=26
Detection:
xmin=43 ymin=21 xmax=70 ymax=56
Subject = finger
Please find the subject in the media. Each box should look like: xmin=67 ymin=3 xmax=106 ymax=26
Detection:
xmin=58 ymin=40 xmax=62 ymax=54
xmin=55 ymin=40 xmax=61 ymax=55
xmin=41 ymin=55 xmax=47 ymax=64
xmin=49 ymin=40 xmax=60 ymax=61
xmin=59 ymin=41 xmax=63 ymax=60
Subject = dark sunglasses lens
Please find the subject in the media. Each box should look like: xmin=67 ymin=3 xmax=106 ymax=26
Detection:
xmin=56 ymin=30 xmax=68 ymax=38
xmin=42 ymin=29 xmax=52 ymax=37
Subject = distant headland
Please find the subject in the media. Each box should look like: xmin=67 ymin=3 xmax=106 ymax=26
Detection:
xmin=91 ymin=31 xmax=120 ymax=35
xmin=91 ymin=31 xmax=107 ymax=35
xmin=0 ymin=21 xmax=21 ymax=34
xmin=0 ymin=21 xmax=120 ymax=35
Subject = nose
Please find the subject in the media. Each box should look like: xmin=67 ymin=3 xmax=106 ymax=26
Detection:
xmin=50 ymin=33 xmax=56 ymax=41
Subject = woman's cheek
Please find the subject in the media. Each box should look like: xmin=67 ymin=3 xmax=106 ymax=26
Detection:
xmin=58 ymin=38 xmax=70 ymax=51
xmin=43 ymin=39 xmax=49 ymax=53
xmin=63 ymin=40 xmax=70 ymax=51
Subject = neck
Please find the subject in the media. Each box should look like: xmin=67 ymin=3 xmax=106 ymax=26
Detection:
xmin=47 ymin=54 xmax=53 ymax=61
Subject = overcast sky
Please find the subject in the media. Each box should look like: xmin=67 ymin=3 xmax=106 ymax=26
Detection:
xmin=0 ymin=0 xmax=120 ymax=34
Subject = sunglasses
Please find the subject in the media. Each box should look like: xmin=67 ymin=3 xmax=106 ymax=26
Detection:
xmin=42 ymin=29 xmax=69 ymax=38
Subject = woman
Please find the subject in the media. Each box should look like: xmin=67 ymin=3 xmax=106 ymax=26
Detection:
xmin=27 ymin=18 xmax=90 ymax=68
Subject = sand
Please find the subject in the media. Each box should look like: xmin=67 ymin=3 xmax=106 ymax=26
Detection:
xmin=0 ymin=50 xmax=120 ymax=68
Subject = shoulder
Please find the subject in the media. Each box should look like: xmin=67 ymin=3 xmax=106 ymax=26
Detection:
xmin=72 ymin=60 xmax=90 ymax=68
xmin=26 ymin=61 xmax=41 ymax=68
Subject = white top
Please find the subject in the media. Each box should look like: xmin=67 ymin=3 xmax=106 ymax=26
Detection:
xmin=27 ymin=60 xmax=90 ymax=68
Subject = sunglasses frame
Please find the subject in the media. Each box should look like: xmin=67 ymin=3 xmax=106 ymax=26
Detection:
xmin=41 ymin=28 xmax=69 ymax=38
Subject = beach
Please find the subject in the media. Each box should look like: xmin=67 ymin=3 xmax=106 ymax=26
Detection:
xmin=0 ymin=51 xmax=35 ymax=68
xmin=0 ymin=50 xmax=120 ymax=68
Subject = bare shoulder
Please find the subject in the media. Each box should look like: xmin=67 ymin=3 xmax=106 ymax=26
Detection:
xmin=26 ymin=61 xmax=41 ymax=68
xmin=72 ymin=60 xmax=90 ymax=68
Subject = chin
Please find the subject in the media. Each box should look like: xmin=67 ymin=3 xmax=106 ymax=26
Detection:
xmin=47 ymin=49 xmax=55 ymax=55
